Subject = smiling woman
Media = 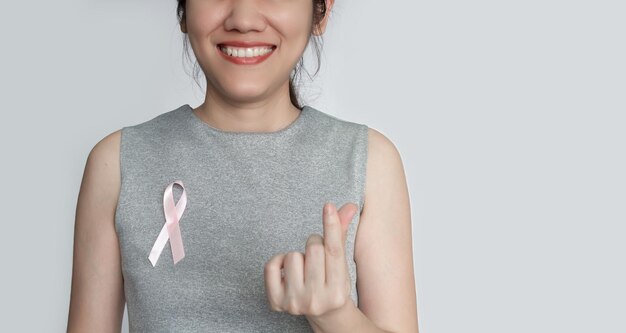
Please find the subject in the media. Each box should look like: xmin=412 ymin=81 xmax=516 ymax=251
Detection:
xmin=177 ymin=0 xmax=328 ymax=110
xmin=66 ymin=1 xmax=419 ymax=332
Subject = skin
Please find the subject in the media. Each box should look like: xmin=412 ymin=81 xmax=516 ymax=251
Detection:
xmin=351 ymin=129 xmax=420 ymax=333
xmin=67 ymin=131 xmax=124 ymax=333
xmin=181 ymin=0 xmax=331 ymax=133
xmin=67 ymin=0 xmax=419 ymax=332
xmin=264 ymin=202 xmax=358 ymax=315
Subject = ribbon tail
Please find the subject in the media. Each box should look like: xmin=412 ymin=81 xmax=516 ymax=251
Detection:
xmin=148 ymin=223 xmax=170 ymax=267
xmin=168 ymin=223 xmax=185 ymax=264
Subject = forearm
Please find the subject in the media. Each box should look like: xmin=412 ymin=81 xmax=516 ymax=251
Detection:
xmin=306 ymin=301 xmax=394 ymax=333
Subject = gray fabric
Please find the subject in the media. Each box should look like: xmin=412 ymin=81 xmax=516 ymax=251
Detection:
xmin=115 ymin=104 xmax=368 ymax=332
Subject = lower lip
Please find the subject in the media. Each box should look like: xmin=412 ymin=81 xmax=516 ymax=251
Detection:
xmin=217 ymin=45 xmax=276 ymax=65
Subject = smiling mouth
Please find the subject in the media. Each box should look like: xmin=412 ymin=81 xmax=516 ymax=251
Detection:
xmin=217 ymin=44 xmax=276 ymax=58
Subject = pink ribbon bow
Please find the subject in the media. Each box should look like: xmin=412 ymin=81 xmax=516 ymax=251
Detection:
xmin=148 ymin=180 xmax=187 ymax=266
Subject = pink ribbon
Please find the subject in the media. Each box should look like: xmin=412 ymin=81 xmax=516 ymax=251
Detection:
xmin=148 ymin=180 xmax=187 ymax=267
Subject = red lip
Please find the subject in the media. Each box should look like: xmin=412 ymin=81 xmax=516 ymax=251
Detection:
xmin=218 ymin=40 xmax=276 ymax=47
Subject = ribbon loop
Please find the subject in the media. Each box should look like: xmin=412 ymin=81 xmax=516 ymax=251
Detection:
xmin=148 ymin=180 xmax=187 ymax=266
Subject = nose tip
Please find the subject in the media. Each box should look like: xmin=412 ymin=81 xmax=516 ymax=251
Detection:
xmin=223 ymin=3 xmax=267 ymax=33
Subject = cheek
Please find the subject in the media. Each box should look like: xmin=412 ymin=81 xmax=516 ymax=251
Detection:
xmin=185 ymin=2 xmax=225 ymax=37
xmin=281 ymin=18 xmax=311 ymax=40
xmin=269 ymin=0 xmax=313 ymax=34
xmin=270 ymin=10 xmax=313 ymax=49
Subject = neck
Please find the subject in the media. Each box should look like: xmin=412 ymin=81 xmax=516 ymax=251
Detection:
xmin=194 ymin=81 xmax=301 ymax=133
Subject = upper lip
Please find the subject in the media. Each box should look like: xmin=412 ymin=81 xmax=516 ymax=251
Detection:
xmin=218 ymin=40 xmax=276 ymax=48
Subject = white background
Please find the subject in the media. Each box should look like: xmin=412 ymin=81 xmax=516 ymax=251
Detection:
xmin=0 ymin=0 xmax=624 ymax=332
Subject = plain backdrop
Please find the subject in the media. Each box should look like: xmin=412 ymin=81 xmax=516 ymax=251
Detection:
xmin=0 ymin=0 xmax=624 ymax=332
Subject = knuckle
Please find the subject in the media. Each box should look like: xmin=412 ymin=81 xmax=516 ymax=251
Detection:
xmin=287 ymin=299 xmax=302 ymax=315
xmin=330 ymin=284 xmax=347 ymax=301
xmin=269 ymin=301 xmax=282 ymax=312
xmin=331 ymin=293 xmax=346 ymax=309
xmin=266 ymin=292 xmax=283 ymax=312
xmin=269 ymin=294 xmax=281 ymax=309
xmin=326 ymin=244 xmax=341 ymax=257
xmin=283 ymin=291 xmax=298 ymax=312
xmin=308 ymin=299 xmax=323 ymax=316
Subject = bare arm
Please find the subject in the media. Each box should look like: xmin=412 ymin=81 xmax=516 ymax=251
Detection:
xmin=353 ymin=128 xmax=420 ymax=333
xmin=67 ymin=130 xmax=125 ymax=333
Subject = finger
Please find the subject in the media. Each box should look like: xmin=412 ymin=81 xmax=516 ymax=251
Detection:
xmin=264 ymin=253 xmax=286 ymax=311
xmin=323 ymin=202 xmax=348 ymax=285
xmin=284 ymin=252 xmax=305 ymax=293
xmin=304 ymin=234 xmax=325 ymax=288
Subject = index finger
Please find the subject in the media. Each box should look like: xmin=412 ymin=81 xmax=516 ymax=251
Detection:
xmin=323 ymin=202 xmax=347 ymax=285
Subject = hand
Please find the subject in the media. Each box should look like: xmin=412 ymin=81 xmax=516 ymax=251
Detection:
xmin=264 ymin=202 xmax=358 ymax=319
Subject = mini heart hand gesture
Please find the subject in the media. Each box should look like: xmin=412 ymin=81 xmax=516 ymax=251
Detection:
xmin=264 ymin=202 xmax=358 ymax=319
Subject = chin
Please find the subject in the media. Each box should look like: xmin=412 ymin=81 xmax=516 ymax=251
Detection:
xmin=219 ymin=81 xmax=272 ymax=101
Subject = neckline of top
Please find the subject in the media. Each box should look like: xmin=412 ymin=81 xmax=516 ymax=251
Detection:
xmin=183 ymin=103 xmax=309 ymax=136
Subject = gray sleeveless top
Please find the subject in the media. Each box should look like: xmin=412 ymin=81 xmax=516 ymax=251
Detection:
xmin=115 ymin=104 xmax=368 ymax=332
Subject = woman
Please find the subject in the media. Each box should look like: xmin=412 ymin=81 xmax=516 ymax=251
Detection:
xmin=67 ymin=0 xmax=419 ymax=332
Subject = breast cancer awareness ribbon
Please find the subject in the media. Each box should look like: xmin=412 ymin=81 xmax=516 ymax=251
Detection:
xmin=148 ymin=180 xmax=187 ymax=267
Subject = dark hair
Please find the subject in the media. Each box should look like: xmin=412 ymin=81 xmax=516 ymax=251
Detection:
xmin=176 ymin=0 xmax=328 ymax=109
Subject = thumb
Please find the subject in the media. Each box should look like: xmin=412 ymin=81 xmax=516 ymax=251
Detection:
xmin=337 ymin=202 xmax=359 ymax=243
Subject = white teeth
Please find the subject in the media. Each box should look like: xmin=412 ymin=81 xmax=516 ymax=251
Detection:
xmin=219 ymin=45 xmax=274 ymax=58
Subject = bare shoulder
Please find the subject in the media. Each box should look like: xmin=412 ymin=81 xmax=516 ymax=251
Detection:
xmin=93 ymin=129 xmax=122 ymax=158
xmin=77 ymin=129 xmax=123 ymax=217
xmin=365 ymin=127 xmax=404 ymax=180
xmin=88 ymin=129 xmax=122 ymax=179
xmin=67 ymin=129 xmax=126 ymax=332
xmin=356 ymin=127 xmax=408 ymax=259
xmin=353 ymin=127 xmax=420 ymax=332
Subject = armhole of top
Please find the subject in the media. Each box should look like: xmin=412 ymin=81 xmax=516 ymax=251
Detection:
xmin=357 ymin=124 xmax=369 ymax=216
xmin=114 ymin=126 xmax=127 ymax=235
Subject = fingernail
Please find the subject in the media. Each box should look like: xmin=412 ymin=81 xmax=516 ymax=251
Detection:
xmin=325 ymin=203 xmax=333 ymax=216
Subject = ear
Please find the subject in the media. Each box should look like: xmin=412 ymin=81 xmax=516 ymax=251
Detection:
xmin=312 ymin=0 xmax=334 ymax=36
xmin=180 ymin=18 xmax=187 ymax=34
